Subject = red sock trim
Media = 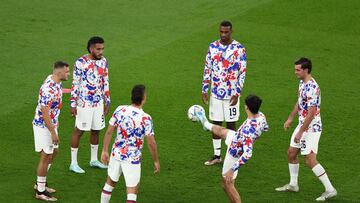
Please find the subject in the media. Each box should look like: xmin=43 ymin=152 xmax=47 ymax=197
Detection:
xmin=318 ymin=171 xmax=326 ymax=177
xmin=102 ymin=189 xmax=112 ymax=195
xmin=126 ymin=201 xmax=136 ymax=203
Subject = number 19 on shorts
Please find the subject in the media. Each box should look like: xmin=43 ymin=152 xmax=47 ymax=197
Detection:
xmin=229 ymin=107 xmax=237 ymax=117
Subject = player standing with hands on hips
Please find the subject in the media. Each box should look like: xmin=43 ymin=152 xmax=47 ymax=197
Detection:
xmin=202 ymin=21 xmax=247 ymax=165
xmin=69 ymin=36 xmax=110 ymax=173
xmin=275 ymin=58 xmax=337 ymax=201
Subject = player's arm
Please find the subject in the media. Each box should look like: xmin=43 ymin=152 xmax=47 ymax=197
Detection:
xmin=231 ymin=47 xmax=247 ymax=105
xmin=284 ymin=102 xmax=298 ymax=131
xmin=40 ymin=106 xmax=59 ymax=144
xmin=103 ymin=60 xmax=110 ymax=115
xmin=101 ymin=124 xmax=116 ymax=165
xmin=70 ymin=62 xmax=81 ymax=116
xmin=146 ymin=135 xmax=160 ymax=174
xmin=224 ymin=136 xmax=253 ymax=183
xmin=201 ymin=47 xmax=212 ymax=105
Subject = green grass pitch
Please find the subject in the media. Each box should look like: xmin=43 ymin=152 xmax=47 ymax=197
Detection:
xmin=0 ymin=0 xmax=359 ymax=202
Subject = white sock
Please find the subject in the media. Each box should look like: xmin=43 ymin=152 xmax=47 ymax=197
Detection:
xmin=91 ymin=144 xmax=99 ymax=162
xmin=37 ymin=176 xmax=46 ymax=192
xmin=312 ymin=164 xmax=335 ymax=192
xmin=71 ymin=147 xmax=78 ymax=165
xmin=101 ymin=183 xmax=114 ymax=203
xmin=289 ymin=163 xmax=299 ymax=186
xmin=127 ymin=193 xmax=137 ymax=202
xmin=47 ymin=164 xmax=52 ymax=172
xmin=213 ymin=139 xmax=221 ymax=156
xmin=203 ymin=121 xmax=214 ymax=131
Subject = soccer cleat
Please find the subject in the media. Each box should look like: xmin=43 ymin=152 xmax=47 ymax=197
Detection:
xmin=34 ymin=183 xmax=56 ymax=193
xmin=275 ymin=184 xmax=299 ymax=192
xmin=194 ymin=108 xmax=210 ymax=131
xmin=35 ymin=190 xmax=57 ymax=201
xmin=194 ymin=107 xmax=208 ymax=124
xmin=89 ymin=160 xmax=108 ymax=169
xmin=69 ymin=164 xmax=85 ymax=173
xmin=204 ymin=156 xmax=222 ymax=166
xmin=316 ymin=189 xmax=337 ymax=201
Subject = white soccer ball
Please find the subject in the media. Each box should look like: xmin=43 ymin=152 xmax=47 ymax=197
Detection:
xmin=187 ymin=105 xmax=205 ymax=122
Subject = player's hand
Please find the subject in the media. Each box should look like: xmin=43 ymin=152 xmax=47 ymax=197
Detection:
xmin=283 ymin=119 xmax=292 ymax=131
xmin=223 ymin=170 xmax=234 ymax=184
xmin=202 ymin=93 xmax=209 ymax=105
xmin=153 ymin=161 xmax=160 ymax=174
xmin=101 ymin=151 xmax=109 ymax=165
xmin=294 ymin=131 xmax=303 ymax=143
xmin=230 ymin=95 xmax=239 ymax=106
xmin=104 ymin=104 xmax=110 ymax=116
xmin=71 ymin=107 xmax=77 ymax=117
xmin=51 ymin=133 xmax=60 ymax=145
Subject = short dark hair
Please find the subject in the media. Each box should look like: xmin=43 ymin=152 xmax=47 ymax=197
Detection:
xmin=245 ymin=94 xmax=262 ymax=114
xmin=295 ymin=57 xmax=312 ymax=73
xmin=131 ymin=84 xmax=146 ymax=105
xmin=87 ymin=36 xmax=104 ymax=53
xmin=53 ymin=61 xmax=69 ymax=69
xmin=220 ymin=20 xmax=232 ymax=29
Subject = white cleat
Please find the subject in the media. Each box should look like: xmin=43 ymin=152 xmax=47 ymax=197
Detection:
xmin=275 ymin=184 xmax=299 ymax=192
xmin=316 ymin=189 xmax=337 ymax=201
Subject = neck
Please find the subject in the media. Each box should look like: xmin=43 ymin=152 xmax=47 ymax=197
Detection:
xmin=220 ymin=39 xmax=232 ymax=45
xmin=303 ymin=74 xmax=312 ymax=83
xmin=51 ymin=74 xmax=61 ymax=84
xmin=131 ymin=103 xmax=142 ymax=109
xmin=88 ymin=54 xmax=97 ymax=60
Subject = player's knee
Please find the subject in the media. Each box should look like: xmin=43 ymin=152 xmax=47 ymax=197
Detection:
xmin=287 ymin=148 xmax=297 ymax=160
xmin=305 ymin=154 xmax=317 ymax=168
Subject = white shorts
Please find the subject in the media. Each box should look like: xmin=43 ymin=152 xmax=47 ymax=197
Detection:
xmin=209 ymin=96 xmax=239 ymax=122
xmin=107 ymin=156 xmax=141 ymax=187
xmin=33 ymin=125 xmax=59 ymax=154
xmin=75 ymin=102 xmax=105 ymax=131
xmin=290 ymin=125 xmax=321 ymax=155
xmin=222 ymin=130 xmax=238 ymax=179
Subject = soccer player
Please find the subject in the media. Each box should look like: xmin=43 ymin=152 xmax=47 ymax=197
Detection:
xmin=202 ymin=20 xmax=247 ymax=165
xmin=69 ymin=36 xmax=110 ymax=173
xmin=33 ymin=61 xmax=70 ymax=201
xmin=100 ymin=85 xmax=160 ymax=203
xmin=195 ymin=95 xmax=268 ymax=203
xmin=275 ymin=58 xmax=337 ymax=201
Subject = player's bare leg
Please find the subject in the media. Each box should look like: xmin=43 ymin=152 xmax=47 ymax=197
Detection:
xmin=89 ymin=130 xmax=107 ymax=168
xmin=205 ymin=121 xmax=223 ymax=165
xmin=90 ymin=129 xmax=100 ymax=145
xmin=35 ymin=151 xmax=57 ymax=201
xmin=226 ymin=122 xmax=236 ymax=131
xmin=35 ymin=149 xmax=57 ymax=193
xmin=222 ymin=178 xmax=241 ymax=203
xmin=305 ymin=152 xmax=337 ymax=201
xmin=69 ymin=127 xmax=85 ymax=173
xmin=101 ymin=176 xmax=117 ymax=203
xmin=275 ymin=147 xmax=300 ymax=192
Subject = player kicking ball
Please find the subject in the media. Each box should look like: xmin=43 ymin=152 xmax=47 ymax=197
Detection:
xmin=193 ymin=94 xmax=268 ymax=203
